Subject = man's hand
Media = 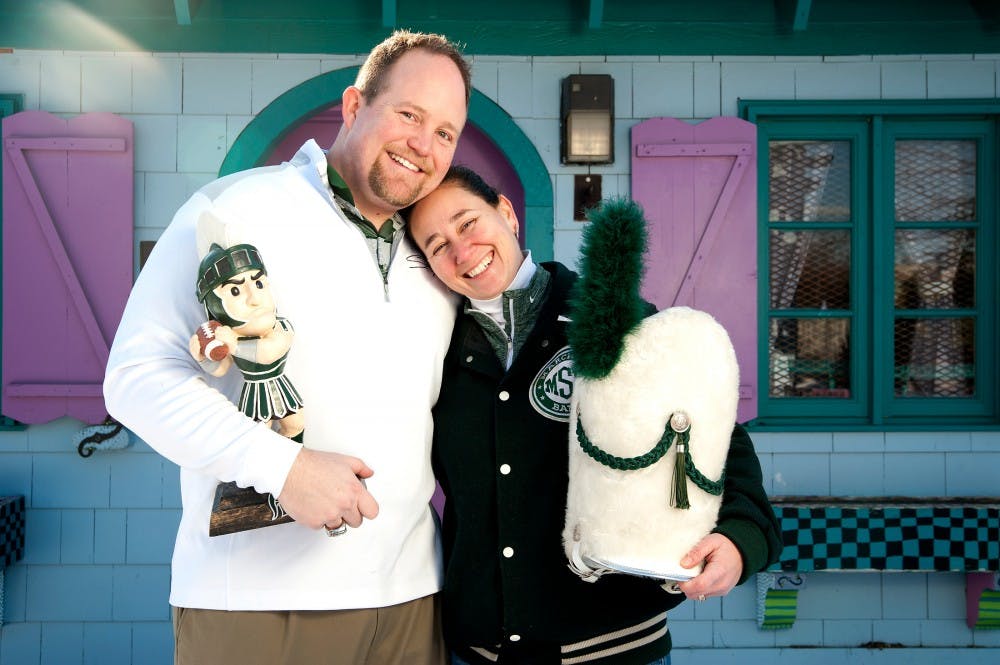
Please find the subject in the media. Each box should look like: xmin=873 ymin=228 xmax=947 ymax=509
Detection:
xmin=276 ymin=448 xmax=379 ymax=530
xmin=675 ymin=533 xmax=743 ymax=601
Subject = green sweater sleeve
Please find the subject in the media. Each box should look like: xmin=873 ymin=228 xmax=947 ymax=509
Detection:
xmin=713 ymin=424 xmax=783 ymax=585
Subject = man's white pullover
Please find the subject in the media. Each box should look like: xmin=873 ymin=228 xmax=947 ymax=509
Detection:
xmin=104 ymin=140 xmax=457 ymax=610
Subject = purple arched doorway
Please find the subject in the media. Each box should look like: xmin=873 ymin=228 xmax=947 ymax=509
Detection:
xmin=266 ymin=105 xmax=526 ymax=241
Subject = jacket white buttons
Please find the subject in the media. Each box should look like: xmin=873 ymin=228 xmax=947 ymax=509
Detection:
xmin=502 ymin=546 xmax=514 ymax=558
xmin=500 ymin=463 xmax=511 ymax=475
xmin=498 ymin=391 xmax=510 ymax=401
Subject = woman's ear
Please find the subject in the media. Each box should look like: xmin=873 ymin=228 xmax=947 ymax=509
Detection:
xmin=498 ymin=194 xmax=520 ymax=238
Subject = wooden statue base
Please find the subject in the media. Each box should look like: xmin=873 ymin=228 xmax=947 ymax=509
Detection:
xmin=209 ymin=481 xmax=294 ymax=537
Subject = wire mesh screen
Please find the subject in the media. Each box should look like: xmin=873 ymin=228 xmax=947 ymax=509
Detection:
xmin=768 ymin=139 xmax=853 ymax=399
xmin=893 ymin=139 xmax=977 ymax=398
xmin=770 ymin=317 xmax=851 ymax=398
xmin=894 ymin=318 xmax=974 ymax=397
xmin=769 ymin=230 xmax=850 ymax=310
xmin=895 ymin=229 xmax=976 ymax=310
xmin=895 ymin=140 xmax=976 ymax=222
xmin=893 ymin=229 xmax=976 ymax=398
xmin=769 ymin=140 xmax=851 ymax=222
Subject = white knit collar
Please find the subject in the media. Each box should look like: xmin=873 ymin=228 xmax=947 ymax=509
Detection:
xmin=468 ymin=251 xmax=535 ymax=323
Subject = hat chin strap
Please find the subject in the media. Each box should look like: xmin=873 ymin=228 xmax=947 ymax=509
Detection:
xmin=567 ymin=541 xmax=613 ymax=583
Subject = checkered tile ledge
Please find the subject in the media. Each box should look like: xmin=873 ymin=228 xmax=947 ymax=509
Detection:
xmin=1 ymin=495 xmax=25 ymax=628
xmin=756 ymin=497 xmax=1000 ymax=631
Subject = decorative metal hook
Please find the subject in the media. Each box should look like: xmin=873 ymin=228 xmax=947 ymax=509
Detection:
xmin=77 ymin=416 xmax=126 ymax=458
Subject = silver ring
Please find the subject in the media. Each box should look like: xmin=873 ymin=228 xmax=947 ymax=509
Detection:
xmin=324 ymin=523 xmax=347 ymax=537
xmin=698 ymin=594 xmax=706 ymax=602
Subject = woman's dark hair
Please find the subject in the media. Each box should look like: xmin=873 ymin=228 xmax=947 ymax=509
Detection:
xmin=437 ymin=165 xmax=500 ymax=206
xmin=403 ymin=165 xmax=501 ymax=251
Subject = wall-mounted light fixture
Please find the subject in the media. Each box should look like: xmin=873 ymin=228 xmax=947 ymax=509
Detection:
xmin=560 ymin=74 xmax=614 ymax=165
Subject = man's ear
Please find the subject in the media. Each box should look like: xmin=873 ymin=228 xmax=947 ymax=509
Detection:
xmin=498 ymin=194 xmax=520 ymax=238
xmin=340 ymin=86 xmax=364 ymax=129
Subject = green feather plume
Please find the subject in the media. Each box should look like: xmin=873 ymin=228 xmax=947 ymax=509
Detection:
xmin=568 ymin=197 xmax=649 ymax=379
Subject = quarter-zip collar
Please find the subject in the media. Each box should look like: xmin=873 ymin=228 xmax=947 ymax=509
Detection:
xmin=466 ymin=252 xmax=550 ymax=369
xmin=324 ymin=162 xmax=402 ymax=299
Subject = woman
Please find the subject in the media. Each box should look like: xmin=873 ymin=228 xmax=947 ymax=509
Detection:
xmin=407 ymin=166 xmax=781 ymax=665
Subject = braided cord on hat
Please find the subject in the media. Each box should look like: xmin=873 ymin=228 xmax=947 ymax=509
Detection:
xmin=576 ymin=413 xmax=677 ymax=471
xmin=575 ymin=414 xmax=726 ymax=500
xmin=686 ymin=459 xmax=725 ymax=496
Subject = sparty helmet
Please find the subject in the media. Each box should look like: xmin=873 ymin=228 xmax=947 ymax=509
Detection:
xmin=196 ymin=243 xmax=267 ymax=327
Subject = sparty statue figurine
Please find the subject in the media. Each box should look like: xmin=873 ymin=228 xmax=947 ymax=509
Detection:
xmin=189 ymin=210 xmax=305 ymax=536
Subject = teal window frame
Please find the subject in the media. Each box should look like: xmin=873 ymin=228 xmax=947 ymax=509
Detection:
xmin=740 ymin=99 xmax=999 ymax=430
xmin=0 ymin=93 xmax=26 ymax=430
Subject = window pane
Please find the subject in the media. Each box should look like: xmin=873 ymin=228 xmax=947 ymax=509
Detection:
xmin=894 ymin=317 xmax=974 ymax=397
xmin=894 ymin=229 xmax=976 ymax=310
xmin=895 ymin=140 xmax=976 ymax=221
xmin=769 ymin=140 xmax=851 ymax=222
xmin=769 ymin=317 xmax=851 ymax=398
xmin=769 ymin=230 xmax=850 ymax=309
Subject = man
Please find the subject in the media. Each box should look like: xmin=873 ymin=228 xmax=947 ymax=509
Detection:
xmin=103 ymin=30 xmax=471 ymax=665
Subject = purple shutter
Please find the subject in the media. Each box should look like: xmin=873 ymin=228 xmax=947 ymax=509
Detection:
xmin=631 ymin=116 xmax=758 ymax=422
xmin=2 ymin=111 xmax=134 ymax=424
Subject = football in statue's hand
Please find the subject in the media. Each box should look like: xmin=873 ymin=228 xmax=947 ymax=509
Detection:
xmin=197 ymin=320 xmax=229 ymax=361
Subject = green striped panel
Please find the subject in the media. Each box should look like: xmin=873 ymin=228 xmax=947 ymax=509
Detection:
xmin=976 ymin=589 xmax=1000 ymax=629
xmin=760 ymin=589 xmax=799 ymax=630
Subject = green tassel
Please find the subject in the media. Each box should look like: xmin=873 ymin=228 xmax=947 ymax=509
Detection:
xmin=671 ymin=431 xmax=690 ymax=509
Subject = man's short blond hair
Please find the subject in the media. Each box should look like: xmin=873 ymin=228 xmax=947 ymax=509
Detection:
xmin=356 ymin=29 xmax=472 ymax=105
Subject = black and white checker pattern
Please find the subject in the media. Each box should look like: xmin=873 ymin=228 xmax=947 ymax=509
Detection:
xmin=0 ymin=496 xmax=25 ymax=568
xmin=770 ymin=504 xmax=1000 ymax=572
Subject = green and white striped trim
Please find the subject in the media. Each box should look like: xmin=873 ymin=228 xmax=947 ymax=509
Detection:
xmin=467 ymin=611 xmax=668 ymax=663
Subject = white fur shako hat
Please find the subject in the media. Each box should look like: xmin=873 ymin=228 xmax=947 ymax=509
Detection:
xmin=562 ymin=198 xmax=739 ymax=583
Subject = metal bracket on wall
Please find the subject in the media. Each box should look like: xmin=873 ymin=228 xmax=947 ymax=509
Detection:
xmin=74 ymin=416 xmax=131 ymax=457
xmin=574 ymin=174 xmax=602 ymax=221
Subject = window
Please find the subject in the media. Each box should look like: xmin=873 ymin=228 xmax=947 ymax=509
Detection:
xmin=741 ymin=101 xmax=997 ymax=427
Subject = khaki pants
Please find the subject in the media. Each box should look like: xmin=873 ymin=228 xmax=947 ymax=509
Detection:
xmin=173 ymin=594 xmax=445 ymax=665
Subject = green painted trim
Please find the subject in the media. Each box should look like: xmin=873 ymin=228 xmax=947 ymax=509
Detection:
xmin=174 ymin=0 xmax=193 ymax=26
xmin=748 ymin=100 xmax=1000 ymax=429
xmin=881 ymin=118 xmax=997 ymax=420
xmin=741 ymin=99 xmax=1000 ymax=121
xmin=220 ymin=68 xmax=357 ymax=175
xmin=756 ymin=120 xmax=870 ymax=422
xmin=589 ymin=0 xmax=604 ymax=30
xmin=869 ymin=115 xmax=887 ymax=425
xmin=382 ymin=0 xmax=396 ymax=28
xmin=2 ymin=9 xmax=998 ymax=56
xmin=0 ymin=93 xmax=25 ymax=430
xmin=793 ymin=0 xmax=812 ymax=32
xmin=0 ymin=93 xmax=23 ymax=117
xmin=221 ymin=67 xmax=553 ymax=261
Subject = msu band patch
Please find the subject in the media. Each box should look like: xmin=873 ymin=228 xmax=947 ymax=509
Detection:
xmin=530 ymin=345 xmax=574 ymax=422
